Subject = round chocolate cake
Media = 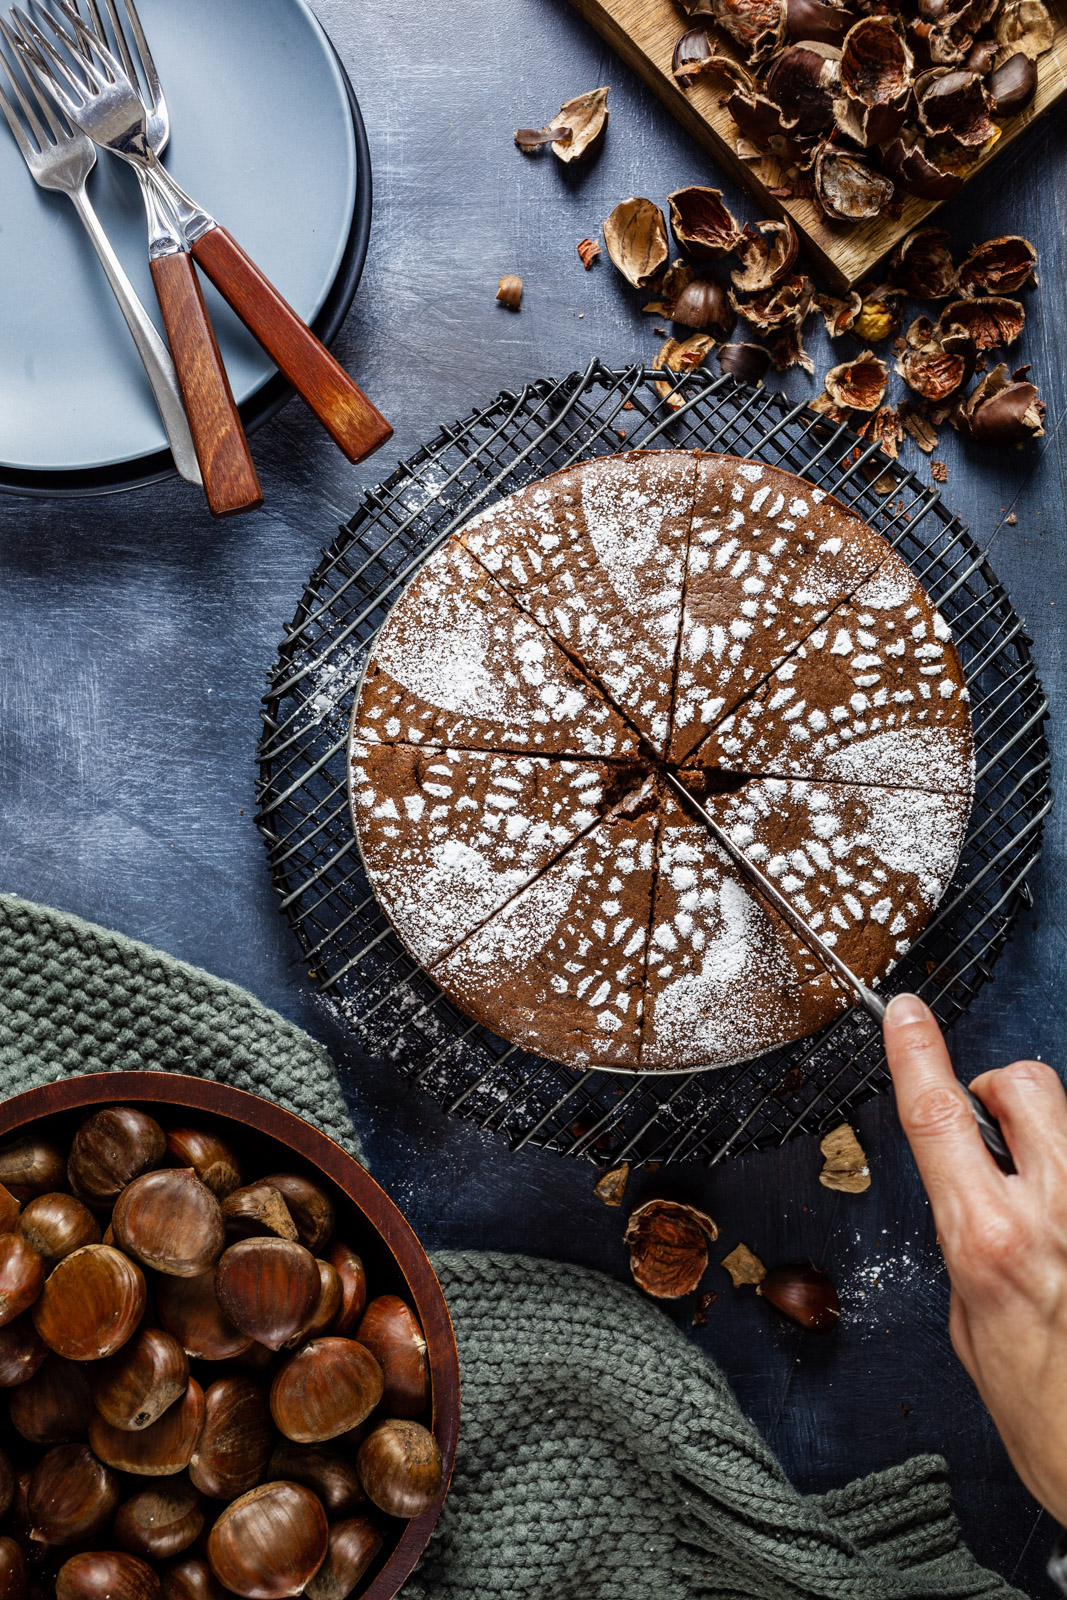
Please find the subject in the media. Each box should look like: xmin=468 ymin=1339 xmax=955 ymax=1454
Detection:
xmin=349 ymin=451 xmax=974 ymax=1074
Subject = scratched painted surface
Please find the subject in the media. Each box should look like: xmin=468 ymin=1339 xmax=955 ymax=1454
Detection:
xmin=0 ymin=0 xmax=1064 ymax=1590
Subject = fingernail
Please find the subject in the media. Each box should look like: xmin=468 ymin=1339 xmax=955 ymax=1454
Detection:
xmin=885 ymin=993 xmax=929 ymax=1026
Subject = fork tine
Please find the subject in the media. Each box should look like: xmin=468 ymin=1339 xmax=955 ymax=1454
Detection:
xmin=35 ymin=0 xmax=128 ymax=89
xmin=0 ymin=66 xmax=35 ymax=155
xmin=9 ymin=7 xmax=89 ymax=107
xmin=0 ymin=20 xmax=49 ymax=143
xmin=107 ymin=0 xmax=157 ymax=106
xmin=0 ymin=15 xmax=65 ymax=140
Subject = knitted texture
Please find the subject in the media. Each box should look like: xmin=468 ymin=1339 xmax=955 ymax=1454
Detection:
xmin=0 ymin=895 xmax=1025 ymax=1599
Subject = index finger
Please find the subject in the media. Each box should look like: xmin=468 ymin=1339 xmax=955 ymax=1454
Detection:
xmin=883 ymin=993 xmax=1001 ymax=1219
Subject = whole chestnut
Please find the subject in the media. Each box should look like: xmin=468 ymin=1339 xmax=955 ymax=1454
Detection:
xmin=90 ymin=1378 xmax=205 ymax=1476
xmin=0 ymin=1536 xmax=27 ymax=1600
xmin=188 ymin=1376 xmax=273 ymax=1500
xmin=0 ymin=1313 xmax=48 ymax=1387
xmin=67 ymin=1107 xmax=166 ymax=1208
xmin=113 ymin=1170 xmax=226 ymax=1279
xmin=114 ymin=1476 xmax=205 ymax=1560
xmin=56 ymin=1551 xmax=161 ymax=1600
xmin=355 ymin=1296 xmax=429 ymax=1418
xmin=215 ymin=1238 xmax=321 ymax=1352
xmin=282 ymin=1261 xmax=342 ymax=1350
xmin=165 ymin=1129 xmax=242 ymax=1200
xmin=221 ymin=1184 xmax=298 ymax=1244
xmin=207 ymin=1481 xmax=329 ymax=1599
xmin=757 ymin=1262 xmax=841 ymax=1331
xmin=670 ymin=277 xmax=736 ymax=339
xmin=357 ymin=1420 xmax=443 ymax=1518
xmin=0 ymin=1138 xmax=66 ymax=1203
xmin=0 ymin=1182 xmax=20 ymax=1233
xmin=324 ymin=1243 xmax=366 ymax=1335
xmin=33 ymin=1244 xmax=146 ymax=1361
xmin=0 ymin=1444 xmax=12 ymax=1517
xmin=159 ymin=1557 xmax=230 ymax=1600
xmin=17 ymin=1195 xmax=100 ymax=1273
xmin=9 ymin=1356 xmax=94 ymax=1443
xmin=0 ymin=1233 xmax=45 ymax=1327
xmin=27 ymin=1442 xmax=119 ymax=1544
xmin=988 ymin=50 xmax=1037 ymax=114
xmin=267 ymin=1443 xmax=365 ymax=1518
xmin=270 ymin=1338 xmax=383 ymax=1444
xmin=93 ymin=1326 xmax=190 ymax=1431
xmin=303 ymin=1515 xmax=383 ymax=1600
xmin=157 ymin=1267 xmax=253 ymax=1362
xmin=262 ymin=1175 xmax=334 ymax=1255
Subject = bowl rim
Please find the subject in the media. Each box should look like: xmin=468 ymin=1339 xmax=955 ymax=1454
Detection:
xmin=0 ymin=1071 xmax=460 ymax=1600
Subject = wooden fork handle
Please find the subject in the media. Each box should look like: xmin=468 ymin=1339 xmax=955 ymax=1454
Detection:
xmin=150 ymin=252 xmax=263 ymax=518
xmin=190 ymin=225 xmax=393 ymax=464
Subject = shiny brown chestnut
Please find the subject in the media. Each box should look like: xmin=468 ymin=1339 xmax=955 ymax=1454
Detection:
xmin=270 ymin=1337 xmax=383 ymax=1444
xmin=159 ymin=1557 xmax=230 ymax=1600
xmin=221 ymin=1183 xmax=298 ymax=1244
xmin=207 ymin=1481 xmax=329 ymax=1600
xmin=324 ymin=1242 xmax=366 ymax=1335
xmin=262 ymin=1176 xmax=334 ymax=1255
xmin=0 ymin=1445 xmax=13 ymax=1517
xmin=988 ymin=49 xmax=1037 ymax=113
xmin=0 ymin=1233 xmax=45 ymax=1327
xmin=356 ymin=1296 xmax=430 ymax=1418
xmin=56 ymin=1551 xmax=161 ymax=1600
xmin=718 ymin=342 xmax=772 ymax=383
xmin=165 ymin=1129 xmax=242 ymax=1200
xmin=67 ymin=1107 xmax=166 ymax=1208
xmin=215 ymin=1238 xmax=321 ymax=1352
xmin=9 ymin=1356 xmax=94 ymax=1443
xmin=267 ymin=1443 xmax=365 ymax=1519
xmin=33 ymin=1244 xmax=146 ymax=1361
xmin=90 ymin=1378 xmax=205 ymax=1476
xmin=0 ymin=1138 xmax=67 ymax=1203
xmin=188 ymin=1376 xmax=273 ymax=1500
xmin=0 ymin=1181 xmax=20 ymax=1233
xmin=114 ymin=1476 xmax=205 ymax=1560
xmin=17 ymin=1195 xmax=100 ymax=1273
xmin=670 ymin=278 xmax=736 ymax=338
xmin=785 ymin=0 xmax=851 ymax=44
xmin=282 ymin=1261 xmax=343 ymax=1351
xmin=961 ymin=362 xmax=1046 ymax=443
xmin=357 ymin=1421 xmax=443 ymax=1519
xmin=0 ymin=1536 xmax=27 ymax=1600
xmin=303 ymin=1516 xmax=383 ymax=1600
xmin=0 ymin=1313 xmax=47 ymax=1387
xmin=93 ymin=1326 xmax=190 ymax=1432
xmin=757 ymin=1263 xmax=841 ymax=1331
xmin=27 ymin=1443 xmax=119 ymax=1544
xmin=156 ymin=1267 xmax=253 ymax=1362
xmin=113 ymin=1170 xmax=226 ymax=1279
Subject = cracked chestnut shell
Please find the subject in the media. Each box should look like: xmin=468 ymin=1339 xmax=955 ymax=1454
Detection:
xmin=602 ymin=197 xmax=669 ymax=288
xmin=956 ymin=235 xmax=1037 ymax=295
xmin=888 ymin=227 xmax=956 ymax=298
xmin=916 ymin=66 xmax=996 ymax=144
xmin=667 ymin=186 xmax=741 ymax=262
xmin=711 ymin=0 xmax=787 ymax=60
xmin=215 ymin=1239 xmax=321 ymax=1353
xmin=0 ymin=1234 xmax=44 ymax=1327
xmin=0 ymin=1138 xmax=66 ymax=1203
xmin=624 ymin=1198 xmax=718 ymax=1298
xmin=165 ymin=1129 xmax=243 ymax=1201
xmin=962 ymin=363 xmax=1046 ymax=442
xmin=757 ymin=1263 xmax=841 ymax=1331
xmin=114 ymin=1476 xmax=205 ymax=1561
xmin=357 ymin=1421 xmax=443 ymax=1519
xmin=157 ymin=1266 xmax=253 ymax=1361
xmin=93 ymin=1326 xmax=189 ymax=1432
xmin=303 ymin=1516 xmax=383 ymax=1600
xmin=90 ymin=1377 xmax=205 ymax=1476
xmin=17 ymin=1194 xmax=100 ymax=1273
xmin=113 ymin=1169 xmax=226 ymax=1279
xmin=270 ymin=1337 xmax=383 ymax=1444
xmin=9 ymin=1355 xmax=93 ymax=1443
xmin=938 ymin=295 xmax=1025 ymax=348
xmin=355 ymin=1297 xmax=430 ymax=1418
xmin=56 ymin=1552 xmax=161 ymax=1600
xmin=267 ymin=1443 xmax=365 ymax=1519
xmin=33 ymin=1244 xmax=145 ymax=1361
xmin=764 ymin=43 xmax=840 ymax=135
xmin=207 ymin=1481 xmax=329 ymax=1600
xmin=834 ymin=16 xmax=913 ymax=146
xmin=189 ymin=1376 xmax=273 ymax=1500
xmin=68 ymin=1107 xmax=166 ymax=1208
xmin=262 ymin=1176 xmax=334 ymax=1256
xmin=325 ymin=1242 xmax=367 ymax=1336
xmin=988 ymin=50 xmax=1037 ymax=113
xmin=881 ymin=129 xmax=964 ymax=198
xmin=824 ymin=350 xmax=889 ymax=410
xmin=814 ymin=145 xmax=895 ymax=220
xmin=785 ymin=0 xmax=851 ymax=44
xmin=27 ymin=1442 xmax=119 ymax=1544
xmin=730 ymin=219 xmax=798 ymax=293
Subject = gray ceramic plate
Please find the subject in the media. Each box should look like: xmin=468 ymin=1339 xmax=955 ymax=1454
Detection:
xmin=0 ymin=0 xmax=358 ymax=478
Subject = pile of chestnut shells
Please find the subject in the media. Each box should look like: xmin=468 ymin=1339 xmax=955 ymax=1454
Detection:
xmin=671 ymin=0 xmax=1054 ymax=220
xmin=0 ymin=1108 xmax=442 ymax=1600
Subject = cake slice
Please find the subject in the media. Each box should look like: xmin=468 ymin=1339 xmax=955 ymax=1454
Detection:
xmin=355 ymin=540 xmax=637 ymax=759
xmin=430 ymin=779 xmax=660 ymax=1070
xmin=668 ymin=456 xmax=893 ymax=764
xmin=681 ymin=555 xmax=974 ymax=795
xmin=351 ymin=741 xmax=644 ymax=969
xmin=460 ymin=451 xmax=696 ymax=756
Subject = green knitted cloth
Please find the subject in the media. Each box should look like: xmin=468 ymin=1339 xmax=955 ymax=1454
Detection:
xmin=0 ymin=894 xmax=1025 ymax=1600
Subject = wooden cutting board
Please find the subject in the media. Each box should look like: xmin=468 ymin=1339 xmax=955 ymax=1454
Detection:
xmin=567 ymin=0 xmax=1067 ymax=289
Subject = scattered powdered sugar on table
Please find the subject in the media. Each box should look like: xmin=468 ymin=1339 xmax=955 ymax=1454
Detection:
xmin=838 ymin=1228 xmax=946 ymax=1338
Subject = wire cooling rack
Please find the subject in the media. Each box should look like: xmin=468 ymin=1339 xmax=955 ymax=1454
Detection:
xmin=256 ymin=360 xmax=1051 ymax=1169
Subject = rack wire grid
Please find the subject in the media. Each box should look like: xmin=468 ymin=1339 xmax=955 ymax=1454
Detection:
xmin=256 ymin=359 xmax=1052 ymax=1170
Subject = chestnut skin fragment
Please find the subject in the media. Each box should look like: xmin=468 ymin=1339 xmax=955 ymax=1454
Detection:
xmin=896 ymin=318 xmax=975 ymax=401
xmin=916 ymin=66 xmax=996 ymax=145
xmin=833 ymin=16 xmax=913 ymax=146
xmin=764 ymin=44 xmax=841 ymax=136
xmin=549 ymin=86 xmax=609 ymax=163
xmin=496 ymin=275 xmax=523 ymax=311
xmin=956 ymin=235 xmax=1037 ymax=296
xmin=816 ymin=290 xmax=862 ymax=337
xmin=603 ymin=197 xmax=670 ymax=288
xmin=731 ymin=271 xmax=813 ymax=332
xmin=961 ymin=363 xmax=1046 ymax=442
xmin=888 ymin=227 xmax=956 ymax=299
xmin=624 ymin=1198 xmax=718 ymax=1298
xmin=823 ymin=350 xmax=889 ymax=411
xmin=730 ymin=218 xmax=799 ymax=292
xmin=667 ymin=186 xmax=742 ymax=263
xmin=711 ymin=0 xmax=787 ymax=60
xmin=938 ymin=294 xmax=1025 ymax=348
xmin=995 ymin=0 xmax=1054 ymax=58
xmin=881 ymin=129 xmax=964 ymax=199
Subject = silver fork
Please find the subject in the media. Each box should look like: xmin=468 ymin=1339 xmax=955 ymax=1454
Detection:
xmin=15 ymin=0 xmax=392 ymax=471
xmin=0 ymin=19 xmax=200 ymax=483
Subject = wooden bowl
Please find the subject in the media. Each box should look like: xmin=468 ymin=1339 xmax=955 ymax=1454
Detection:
xmin=0 ymin=1072 xmax=460 ymax=1600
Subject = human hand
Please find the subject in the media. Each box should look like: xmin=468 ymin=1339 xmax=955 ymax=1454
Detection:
xmin=884 ymin=991 xmax=1067 ymax=1526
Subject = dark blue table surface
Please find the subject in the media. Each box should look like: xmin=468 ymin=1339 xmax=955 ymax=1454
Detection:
xmin=1 ymin=0 xmax=1064 ymax=1591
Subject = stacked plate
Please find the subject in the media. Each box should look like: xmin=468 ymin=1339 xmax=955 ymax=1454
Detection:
xmin=0 ymin=0 xmax=370 ymax=497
